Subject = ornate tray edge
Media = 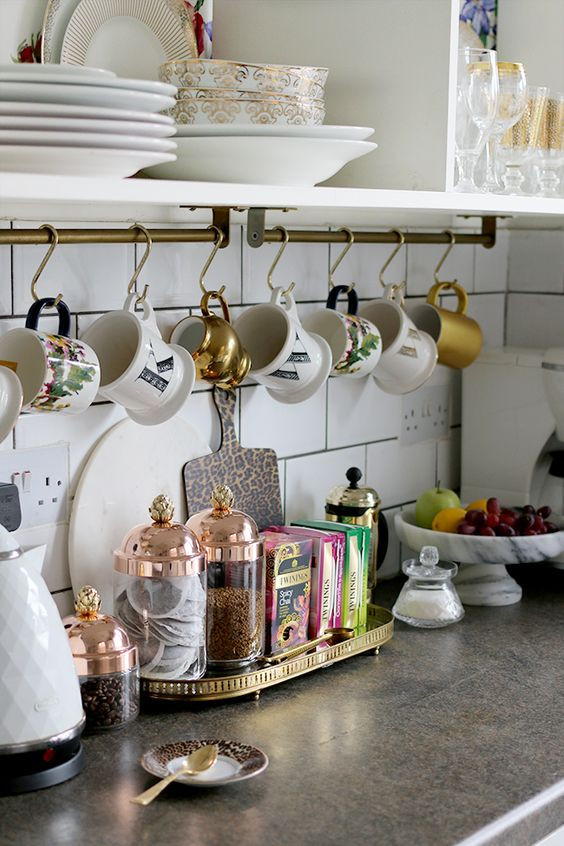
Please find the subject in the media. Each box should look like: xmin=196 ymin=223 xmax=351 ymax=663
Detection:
xmin=141 ymin=605 xmax=393 ymax=702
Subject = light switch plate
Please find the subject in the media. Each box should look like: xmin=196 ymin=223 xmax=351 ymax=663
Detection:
xmin=400 ymin=385 xmax=450 ymax=446
xmin=0 ymin=444 xmax=70 ymax=528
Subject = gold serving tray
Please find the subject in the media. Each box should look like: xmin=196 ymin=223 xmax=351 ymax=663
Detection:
xmin=141 ymin=604 xmax=393 ymax=703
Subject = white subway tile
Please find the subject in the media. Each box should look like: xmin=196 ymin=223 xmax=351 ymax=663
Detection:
xmin=155 ymin=308 xmax=191 ymax=341
xmin=53 ymin=589 xmax=74 ymax=618
xmin=506 ymin=292 xmax=564 ymax=348
xmin=406 ymin=230 xmax=475 ymax=296
xmin=327 ymin=377 xmax=401 ymax=448
xmin=466 ymin=293 xmax=505 ymax=348
xmin=15 ymin=403 xmax=127 ymax=496
xmin=138 ymin=226 xmax=242 ymax=309
xmin=284 ymin=445 xmax=365 ymax=524
xmin=474 ymin=230 xmax=509 ymax=293
xmin=366 ymin=439 xmax=436 ymax=508
xmin=508 ymin=230 xmax=564 ymax=293
xmin=328 ymin=231 xmax=407 ymax=301
xmin=12 ymin=221 xmax=134 ymax=314
xmin=375 ymin=506 xmax=401 ymax=581
xmin=0 ymin=222 xmax=12 ymax=316
xmin=178 ymin=389 xmax=226 ymax=451
xmin=19 ymin=522 xmax=69 ymax=593
xmin=437 ymin=428 xmax=461 ymax=492
xmin=240 ymin=383 xmax=326 ymax=458
xmin=243 ymin=229 xmax=329 ymax=303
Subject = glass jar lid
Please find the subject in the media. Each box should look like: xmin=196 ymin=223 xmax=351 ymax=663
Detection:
xmin=402 ymin=546 xmax=458 ymax=581
xmin=64 ymin=586 xmax=138 ymax=676
xmin=187 ymin=484 xmax=264 ymax=562
xmin=115 ymin=494 xmax=206 ymax=577
xmin=326 ymin=467 xmax=381 ymax=511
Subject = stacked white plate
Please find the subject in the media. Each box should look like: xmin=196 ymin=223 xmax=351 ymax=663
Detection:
xmin=0 ymin=64 xmax=178 ymax=178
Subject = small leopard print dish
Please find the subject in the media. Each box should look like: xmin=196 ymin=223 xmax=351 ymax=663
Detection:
xmin=141 ymin=739 xmax=269 ymax=787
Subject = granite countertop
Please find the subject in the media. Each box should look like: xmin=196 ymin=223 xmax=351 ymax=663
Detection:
xmin=2 ymin=566 xmax=563 ymax=846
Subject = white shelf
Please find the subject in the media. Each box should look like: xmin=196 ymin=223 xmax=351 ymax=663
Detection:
xmin=0 ymin=172 xmax=562 ymax=228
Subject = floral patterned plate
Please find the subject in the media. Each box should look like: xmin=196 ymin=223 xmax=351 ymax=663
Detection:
xmin=141 ymin=739 xmax=269 ymax=787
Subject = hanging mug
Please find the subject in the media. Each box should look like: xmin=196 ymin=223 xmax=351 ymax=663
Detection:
xmin=0 ymin=297 xmax=100 ymax=414
xmin=170 ymin=291 xmax=251 ymax=389
xmin=81 ymin=294 xmax=196 ymax=426
xmin=359 ymin=285 xmax=437 ymax=394
xmin=302 ymin=285 xmax=382 ymax=378
xmin=406 ymin=281 xmax=483 ymax=369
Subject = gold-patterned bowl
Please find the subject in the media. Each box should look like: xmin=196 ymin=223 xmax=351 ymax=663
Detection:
xmin=159 ymin=58 xmax=328 ymax=99
xmin=168 ymin=96 xmax=326 ymax=127
xmin=176 ymin=86 xmax=324 ymax=107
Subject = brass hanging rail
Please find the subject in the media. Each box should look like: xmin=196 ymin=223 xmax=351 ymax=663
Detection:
xmin=0 ymin=216 xmax=496 ymax=247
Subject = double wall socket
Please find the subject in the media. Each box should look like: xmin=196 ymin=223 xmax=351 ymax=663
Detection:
xmin=400 ymin=385 xmax=450 ymax=446
xmin=0 ymin=445 xmax=70 ymax=529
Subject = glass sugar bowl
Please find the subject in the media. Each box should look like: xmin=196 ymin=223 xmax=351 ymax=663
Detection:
xmin=114 ymin=494 xmax=207 ymax=681
xmin=392 ymin=546 xmax=465 ymax=628
xmin=64 ymin=585 xmax=139 ymax=731
xmin=187 ymin=484 xmax=265 ymax=669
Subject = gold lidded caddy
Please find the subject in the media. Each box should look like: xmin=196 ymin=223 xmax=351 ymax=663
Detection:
xmin=64 ymin=585 xmax=139 ymax=731
xmin=114 ymin=495 xmax=207 ymax=682
xmin=188 ymin=484 xmax=265 ymax=668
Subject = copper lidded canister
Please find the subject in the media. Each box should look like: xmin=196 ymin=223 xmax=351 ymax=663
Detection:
xmin=187 ymin=484 xmax=265 ymax=668
xmin=64 ymin=585 xmax=139 ymax=731
xmin=325 ymin=468 xmax=388 ymax=601
xmin=114 ymin=494 xmax=207 ymax=681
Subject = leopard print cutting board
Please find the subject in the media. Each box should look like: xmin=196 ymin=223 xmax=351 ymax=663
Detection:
xmin=184 ymin=387 xmax=283 ymax=529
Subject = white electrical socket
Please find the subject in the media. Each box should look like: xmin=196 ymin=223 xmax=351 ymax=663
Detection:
xmin=400 ymin=384 xmax=450 ymax=446
xmin=0 ymin=444 xmax=70 ymax=529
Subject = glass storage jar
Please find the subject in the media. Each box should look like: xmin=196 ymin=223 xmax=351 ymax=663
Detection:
xmin=114 ymin=494 xmax=207 ymax=681
xmin=187 ymin=484 xmax=265 ymax=668
xmin=392 ymin=546 xmax=465 ymax=628
xmin=64 ymin=585 xmax=139 ymax=731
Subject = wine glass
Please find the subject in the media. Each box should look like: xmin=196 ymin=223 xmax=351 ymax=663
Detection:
xmin=454 ymin=48 xmax=498 ymax=192
xmin=534 ymin=91 xmax=564 ymax=197
xmin=482 ymin=62 xmax=528 ymax=193
xmin=498 ymin=85 xmax=549 ymax=195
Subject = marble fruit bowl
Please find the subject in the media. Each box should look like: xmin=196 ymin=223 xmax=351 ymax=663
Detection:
xmin=395 ymin=509 xmax=564 ymax=607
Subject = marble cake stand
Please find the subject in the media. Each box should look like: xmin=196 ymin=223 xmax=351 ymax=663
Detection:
xmin=394 ymin=510 xmax=564 ymax=606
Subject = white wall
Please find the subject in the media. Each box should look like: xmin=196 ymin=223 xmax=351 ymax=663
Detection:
xmin=1 ymin=221 xmax=508 ymax=613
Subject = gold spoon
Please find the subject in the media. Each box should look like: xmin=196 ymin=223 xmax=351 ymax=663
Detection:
xmin=130 ymin=744 xmax=218 ymax=806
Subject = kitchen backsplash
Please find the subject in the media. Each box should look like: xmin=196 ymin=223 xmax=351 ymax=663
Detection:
xmin=0 ymin=221 xmax=530 ymax=614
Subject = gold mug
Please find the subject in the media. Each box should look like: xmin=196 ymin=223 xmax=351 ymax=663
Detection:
xmin=406 ymin=281 xmax=483 ymax=369
xmin=170 ymin=291 xmax=251 ymax=389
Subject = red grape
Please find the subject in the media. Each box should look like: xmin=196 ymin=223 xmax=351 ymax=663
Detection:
xmin=523 ymin=529 xmax=538 ymax=536
xmin=499 ymin=511 xmax=517 ymax=527
xmin=457 ymin=521 xmax=476 ymax=535
xmin=523 ymin=504 xmax=536 ymax=515
xmin=532 ymin=515 xmax=545 ymax=532
xmin=487 ymin=497 xmax=501 ymax=515
xmin=495 ymin=523 xmax=516 ymax=537
xmin=517 ymin=513 xmax=535 ymax=531
xmin=479 ymin=526 xmax=496 ymax=536
xmin=466 ymin=509 xmax=487 ymax=527
xmin=537 ymin=505 xmax=552 ymax=519
xmin=486 ymin=513 xmax=500 ymax=528
xmin=544 ymin=521 xmax=559 ymax=533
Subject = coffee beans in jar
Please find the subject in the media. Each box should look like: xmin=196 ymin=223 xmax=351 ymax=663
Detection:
xmin=64 ymin=586 xmax=140 ymax=733
xmin=79 ymin=669 xmax=139 ymax=731
xmin=208 ymin=587 xmax=264 ymax=664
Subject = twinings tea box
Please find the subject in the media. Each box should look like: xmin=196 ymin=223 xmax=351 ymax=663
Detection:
xmin=263 ymin=533 xmax=312 ymax=656
xmin=265 ymin=525 xmax=339 ymax=638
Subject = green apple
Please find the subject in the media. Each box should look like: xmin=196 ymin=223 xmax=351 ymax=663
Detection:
xmin=415 ymin=485 xmax=461 ymax=529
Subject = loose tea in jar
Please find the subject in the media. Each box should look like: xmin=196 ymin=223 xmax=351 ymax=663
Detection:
xmin=64 ymin=585 xmax=139 ymax=732
xmin=187 ymin=484 xmax=265 ymax=668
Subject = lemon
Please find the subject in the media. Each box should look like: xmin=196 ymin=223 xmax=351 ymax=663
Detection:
xmin=432 ymin=507 xmax=467 ymax=533
xmin=466 ymin=498 xmax=488 ymax=512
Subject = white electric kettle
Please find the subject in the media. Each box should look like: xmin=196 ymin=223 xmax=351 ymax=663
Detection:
xmin=0 ymin=527 xmax=85 ymax=793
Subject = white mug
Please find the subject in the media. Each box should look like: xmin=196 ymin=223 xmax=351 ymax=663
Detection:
xmin=81 ymin=294 xmax=196 ymax=425
xmin=233 ymin=288 xmax=331 ymax=404
xmin=359 ymin=285 xmax=437 ymax=394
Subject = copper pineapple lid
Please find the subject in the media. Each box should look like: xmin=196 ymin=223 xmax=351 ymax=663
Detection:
xmin=114 ymin=494 xmax=206 ymax=577
xmin=187 ymin=484 xmax=264 ymax=562
xmin=64 ymin=586 xmax=138 ymax=676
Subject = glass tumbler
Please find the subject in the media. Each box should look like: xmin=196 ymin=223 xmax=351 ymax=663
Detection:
xmin=534 ymin=91 xmax=564 ymax=197
xmin=499 ymin=85 xmax=549 ymax=194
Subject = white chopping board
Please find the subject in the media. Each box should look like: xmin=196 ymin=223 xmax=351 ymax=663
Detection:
xmin=69 ymin=417 xmax=210 ymax=613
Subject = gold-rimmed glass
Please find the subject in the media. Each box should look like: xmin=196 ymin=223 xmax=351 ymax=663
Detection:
xmin=482 ymin=62 xmax=528 ymax=193
xmin=534 ymin=92 xmax=564 ymax=197
xmin=455 ymin=48 xmax=498 ymax=193
xmin=499 ymin=85 xmax=549 ymax=195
